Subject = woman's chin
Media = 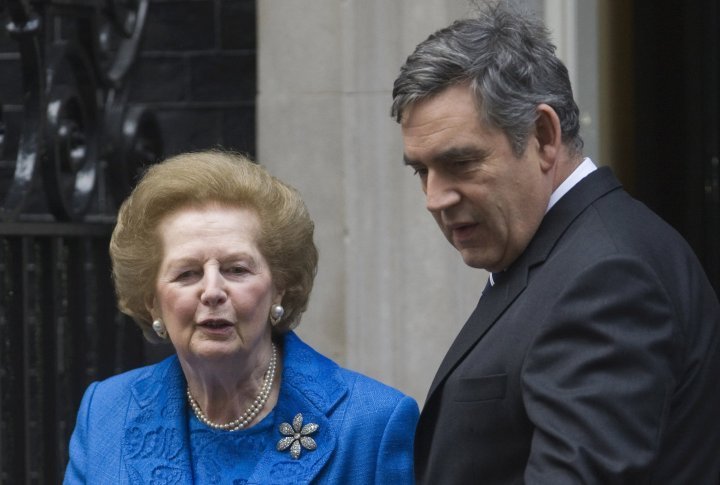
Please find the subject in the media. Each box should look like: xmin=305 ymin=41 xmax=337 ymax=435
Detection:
xmin=188 ymin=336 xmax=243 ymax=361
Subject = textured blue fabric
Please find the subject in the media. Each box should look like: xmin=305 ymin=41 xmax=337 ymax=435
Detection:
xmin=187 ymin=409 xmax=276 ymax=482
xmin=64 ymin=331 xmax=419 ymax=484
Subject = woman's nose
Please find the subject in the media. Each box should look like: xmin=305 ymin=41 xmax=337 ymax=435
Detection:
xmin=200 ymin=270 xmax=228 ymax=306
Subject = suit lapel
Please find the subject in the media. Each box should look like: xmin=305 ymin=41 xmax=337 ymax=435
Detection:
xmin=424 ymin=167 xmax=622 ymax=404
xmin=426 ymin=258 xmax=528 ymax=401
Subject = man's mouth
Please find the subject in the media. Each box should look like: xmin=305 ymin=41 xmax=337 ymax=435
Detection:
xmin=449 ymin=222 xmax=478 ymax=241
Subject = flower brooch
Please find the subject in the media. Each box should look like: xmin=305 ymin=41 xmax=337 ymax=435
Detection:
xmin=276 ymin=413 xmax=319 ymax=459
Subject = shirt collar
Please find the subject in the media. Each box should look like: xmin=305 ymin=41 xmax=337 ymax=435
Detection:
xmin=546 ymin=157 xmax=597 ymax=213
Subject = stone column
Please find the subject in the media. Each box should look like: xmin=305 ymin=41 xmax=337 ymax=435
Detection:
xmin=258 ymin=0 xmax=485 ymax=404
xmin=257 ymin=0 xmax=347 ymax=366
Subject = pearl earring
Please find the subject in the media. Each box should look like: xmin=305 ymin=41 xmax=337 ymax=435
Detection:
xmin=152 ymin=319 xmax=168 ymax=339
xmin=270 ymin=304 xmax=285 ymax=326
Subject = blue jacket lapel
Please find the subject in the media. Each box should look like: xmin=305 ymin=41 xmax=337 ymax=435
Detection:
xmin=248 ymin=332 xmax=347 ymax=484
xmin=123 ymin=356 xmax=194 ymax=484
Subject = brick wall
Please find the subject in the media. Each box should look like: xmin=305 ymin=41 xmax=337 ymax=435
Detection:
xmin=129 ymin=0 xmax=257 ymax=158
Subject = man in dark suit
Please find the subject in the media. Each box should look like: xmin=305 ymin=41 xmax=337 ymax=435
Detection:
xmin=391 ymin=3 xmax=720 ymax=483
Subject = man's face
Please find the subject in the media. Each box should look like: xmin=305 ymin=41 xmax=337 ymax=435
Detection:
xmin=401 ymin=84 xmax=553 ymax=272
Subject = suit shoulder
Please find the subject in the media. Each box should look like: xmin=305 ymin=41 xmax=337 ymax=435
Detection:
xmin=591 ymin=189 xmax=690 ymax=251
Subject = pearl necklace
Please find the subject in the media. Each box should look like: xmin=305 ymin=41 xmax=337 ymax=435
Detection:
xmin=187 ymin=343 xmax=277 ymax=432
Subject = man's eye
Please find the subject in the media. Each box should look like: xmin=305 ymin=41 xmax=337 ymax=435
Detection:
xmin=411 ymin=166 xmax=428 ymax=177
xmin=452 ymin=159 xmax=473 ymax=169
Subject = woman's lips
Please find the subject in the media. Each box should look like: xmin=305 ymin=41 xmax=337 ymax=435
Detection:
xmin=198 ymin=319 xmax=234 ymax=334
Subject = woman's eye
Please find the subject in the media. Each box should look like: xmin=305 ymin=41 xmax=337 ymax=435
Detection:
xmin=176 ymin=270 xmax=199 ymax=281
xmin=227 ymin=266 xmax=249 ymax=275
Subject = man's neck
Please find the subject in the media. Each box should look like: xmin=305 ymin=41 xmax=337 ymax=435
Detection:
xmin=552 ymin=150 xmax=585 ymax=192
xmin=547 ymin=156 xmax=597 ymax=213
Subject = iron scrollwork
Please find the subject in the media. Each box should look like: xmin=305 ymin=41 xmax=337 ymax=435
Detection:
xmin=1 ymin=0 xmax=44 ymax=221
xmin=0 ymin=0 xmax=161 ymax=222
xmin=44 ymin=42 xmax=99 ymax=220
xmin=92 ymin=0 xmax=149 ymax=87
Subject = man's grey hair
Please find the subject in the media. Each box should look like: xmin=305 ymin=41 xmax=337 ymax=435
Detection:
xmin=391 ymin=2 xmax=583 ymax=157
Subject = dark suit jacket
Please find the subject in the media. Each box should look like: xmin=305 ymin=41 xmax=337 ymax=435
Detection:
xmin=415 ymin=168 xmax=720 ymax=484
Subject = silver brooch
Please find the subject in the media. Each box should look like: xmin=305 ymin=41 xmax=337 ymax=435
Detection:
xmin=276 ymin=413 xmax=319 ymax=459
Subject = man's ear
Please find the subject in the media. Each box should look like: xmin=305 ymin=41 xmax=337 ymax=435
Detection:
xmin=534 ymin=103 xmax=562 ymax=172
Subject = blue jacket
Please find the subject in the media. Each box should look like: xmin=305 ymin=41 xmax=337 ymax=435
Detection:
xmin=64 ymin=331 xmax=418 ymax=484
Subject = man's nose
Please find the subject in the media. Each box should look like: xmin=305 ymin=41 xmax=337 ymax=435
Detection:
xmin=425 ymin=171 xmax=460 ymax=212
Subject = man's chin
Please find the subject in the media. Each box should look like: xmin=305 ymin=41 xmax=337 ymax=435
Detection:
xmin=458 ymin=248 xmax=490 ymax=270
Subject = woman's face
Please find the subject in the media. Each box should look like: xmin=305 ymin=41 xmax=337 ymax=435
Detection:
xmin=150 ymin=204 xmax=282 ymax=366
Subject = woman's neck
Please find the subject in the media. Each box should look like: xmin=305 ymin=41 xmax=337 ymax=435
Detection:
xmin=182 ymin=341 xmax=282 ymax=428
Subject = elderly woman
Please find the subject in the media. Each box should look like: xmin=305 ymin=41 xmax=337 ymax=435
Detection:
xmin=64 ymin=150 xmax=418 ymax=484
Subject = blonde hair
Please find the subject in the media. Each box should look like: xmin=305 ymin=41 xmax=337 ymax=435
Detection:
xmin=110 ymin=150 xmax=318 ymax=342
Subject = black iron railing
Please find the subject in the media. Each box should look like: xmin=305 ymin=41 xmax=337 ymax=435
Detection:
xmin=0 ymin=0 xmax=163 ymax=482
xmin=0 ymin=223 xmax=145 ymax=483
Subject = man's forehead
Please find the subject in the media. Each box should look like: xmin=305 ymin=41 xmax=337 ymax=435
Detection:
xmin=400 ymin=85 xmax=479 ymax=124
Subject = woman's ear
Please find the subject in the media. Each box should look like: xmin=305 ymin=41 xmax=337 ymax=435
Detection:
xmin=146 ymin=295 xmax=158 ymax=320
xmin=273 ymin=288 xmax=286 ymax=306
xmin=534 ymin=103 xmax=562 ymax=172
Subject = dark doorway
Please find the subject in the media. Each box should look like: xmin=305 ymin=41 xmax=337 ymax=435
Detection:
xmin=633 ymin=0 xmax=720 ymax=293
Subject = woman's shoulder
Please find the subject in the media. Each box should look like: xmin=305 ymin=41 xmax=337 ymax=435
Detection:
xmin=283 ymin=332 xmax=416 ymax=409
xmin=336 ymin=365 xmax=410 ymax=402
xmin=335 ymin=367 xmax=419 ymax=427
xmin=87 ymin=355 xmax=178 ymax=400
